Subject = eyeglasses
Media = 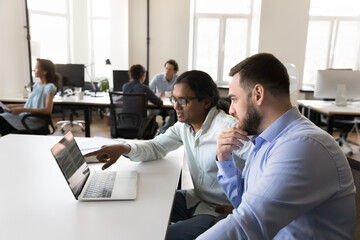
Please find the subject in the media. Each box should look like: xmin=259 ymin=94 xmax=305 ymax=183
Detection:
xmin=169 ymin=96 xmax=198 ymax=106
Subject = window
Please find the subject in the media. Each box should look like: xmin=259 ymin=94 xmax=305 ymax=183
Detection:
xmin=28 ymin=0 xmax=69 ymax=66
xmin=88 ymin=0 xmax=110 ymax=79
xmin=28 ymin=0 xmax=111 ymax=81
xmin=303 ymin=0 xmax=360 ymax=88
xmin=191 ymin=0 xmax=260 ymax=86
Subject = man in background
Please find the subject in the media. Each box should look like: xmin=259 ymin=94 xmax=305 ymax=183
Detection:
xmin=149 ymin=59 xmax=179 ymax=133
xmin=150 ymin=59 xmax=178 ymax=97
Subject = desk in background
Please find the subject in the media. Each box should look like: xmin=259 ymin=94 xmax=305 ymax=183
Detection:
xmin=0 ymin=134 xmax=183 ymax=240
xmin=0 ymin=93 xmax=173 ymax=137
xmin=297 ymin=100 xmax=360 ymax=134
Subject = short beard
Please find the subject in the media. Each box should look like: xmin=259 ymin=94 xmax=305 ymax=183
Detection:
xmin=240 ymin=98 xmax=261 ymax=135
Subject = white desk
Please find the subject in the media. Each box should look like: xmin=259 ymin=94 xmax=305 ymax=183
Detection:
xmin=297 ymin=100 xmax=360 ymax=134
xmin=0 ymin=134 xmax=183 ymax=240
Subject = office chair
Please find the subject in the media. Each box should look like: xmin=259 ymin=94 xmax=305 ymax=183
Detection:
xmin=55 ymin=73 xmax=86 ymax=133
xmin=333 ymin=117 xmax=360 ymax=155
xmin=11 ymin=113 xmax=56 ymax=135
xmin=56 ymin=107 xmax=85 ymax=133
xmin=109 ymin=92 xmax=158 ymax=139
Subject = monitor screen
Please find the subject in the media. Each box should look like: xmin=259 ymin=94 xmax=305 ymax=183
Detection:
xmin=113 ymin=70 xmax=129 ymax=91
xmin=55 ymin=64 xmax=85 ymax=89
xmin=314 ymin=69 xmax=360 ymax=100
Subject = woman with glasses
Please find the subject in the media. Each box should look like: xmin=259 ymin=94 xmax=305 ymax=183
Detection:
xmin=85 ymin=70 xmax=252 ymax=239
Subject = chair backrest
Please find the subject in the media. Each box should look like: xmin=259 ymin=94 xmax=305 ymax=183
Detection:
xmin=109 ymin=92 xmax=148 ymax=139
xmin=12 ymin=113 xmax=56 ymax=135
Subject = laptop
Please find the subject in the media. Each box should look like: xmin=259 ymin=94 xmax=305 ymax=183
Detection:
xmin=51 ymin=132 xmax=137 ymax=201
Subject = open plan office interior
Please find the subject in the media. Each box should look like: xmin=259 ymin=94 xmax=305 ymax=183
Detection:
xmin=1 ymin=0 xmax=360 ymax=239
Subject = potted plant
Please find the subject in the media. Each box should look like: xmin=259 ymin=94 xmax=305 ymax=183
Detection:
xmin=96 ymin=78 xmax=111 ymax=125
xmin=97 ymin=78 xmax=110 ymax=92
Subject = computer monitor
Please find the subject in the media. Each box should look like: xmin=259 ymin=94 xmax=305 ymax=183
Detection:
xmin=314 ymin=69 xmax=360 ymax=101
xmin=113 ymin=70 xmax=129 ymax=91
xmin=55 ymin=64 xmax=85 ymax=89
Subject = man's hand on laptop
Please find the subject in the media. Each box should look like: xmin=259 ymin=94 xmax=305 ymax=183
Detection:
xmin=83 ymin=143 xmax=131 ymax=170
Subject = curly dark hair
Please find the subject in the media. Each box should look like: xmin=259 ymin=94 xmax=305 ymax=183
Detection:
xmin=164 ymin=59 xmax=179 ymax=72
xmin=37 ymin=58 xmax=60 ymax=90
xmin=129 ymin=64 xmax=146 ymax=81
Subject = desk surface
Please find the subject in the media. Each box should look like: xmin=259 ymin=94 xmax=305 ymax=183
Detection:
xmin=297 ymin=100 xmax=360 ymax=115
xmin=0 ymin=134 xmax=183 ymax=240
xmin=0 ymin=93 xmax=173 ymax=108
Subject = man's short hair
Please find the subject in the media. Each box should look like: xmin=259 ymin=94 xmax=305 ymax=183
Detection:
xmin=129 ymin=64 xmax=146 ymax=81
xmin=165 ymin=59 xmax=179 ymax=72
xmin=229 ymin=53 xmax=290 ymax=97
xmin=174 ymin=70 xmax=219 ymax=109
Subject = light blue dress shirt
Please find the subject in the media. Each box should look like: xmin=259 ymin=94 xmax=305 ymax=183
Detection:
xmin=149 ymin=72 xmax=177 ymax=94
xmin=1 ymin=82 xmax=57 ymax=130
xmin=197 ymin=107 xmax=356 ymax=239
xmin=126 ymin=107 xmax=252 ymax=216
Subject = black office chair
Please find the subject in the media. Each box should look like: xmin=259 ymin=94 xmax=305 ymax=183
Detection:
xmin=109 ymin=92 xmax=158 ymax=139
xmin=11 ymin=113 xmax=56 ymax=135
xmin=333 ymin=117 xmax=360 ymax=155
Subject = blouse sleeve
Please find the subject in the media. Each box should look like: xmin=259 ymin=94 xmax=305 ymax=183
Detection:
xmin=45 ymin=83 xmax=57 ymax=94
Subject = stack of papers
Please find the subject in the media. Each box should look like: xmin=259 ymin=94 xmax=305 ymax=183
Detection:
xmin=77 ymin=136 xmax=125 ymax=163
xmin=0 ymin=101 xmax=9 ymax=112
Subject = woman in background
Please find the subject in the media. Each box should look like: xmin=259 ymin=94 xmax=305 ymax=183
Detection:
xmin=122 ymin=64 xmax=163 ymax=107
xmin=0 ymin=58 xmax=59 ymax=136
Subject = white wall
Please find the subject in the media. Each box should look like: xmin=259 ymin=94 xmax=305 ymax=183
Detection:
xmin=0 ymin=0 xmax=29 ymax=97
xmin=258 ymin=0 xmax=311 ymax=104
xmin=129 ymin=0 xmax=190 ymax=79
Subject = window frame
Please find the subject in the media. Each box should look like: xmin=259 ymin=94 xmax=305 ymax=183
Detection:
xmin=303 ymin=15 xmax=360 ymax=88
xmin=191 ymin=0 xmax=257 ymax=86
xmin=88 ymin=0 xmax=111 ymax=80
xmin=28 ymin=1 xmax=72 ymax=64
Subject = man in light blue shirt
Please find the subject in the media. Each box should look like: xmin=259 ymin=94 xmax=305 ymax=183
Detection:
xmin=197 ymin=53 xmax=356 ymax=239
xmin=149 ymin=59 xmax=178 ymax=97
xmin=149 ymin=59 xmax=179 ymax=133
xmin=85 ymin=70 xmax=252 ymax=239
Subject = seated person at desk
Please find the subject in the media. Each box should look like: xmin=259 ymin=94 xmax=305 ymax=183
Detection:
xmin=85 ymin=70 xmax=252 ymax=240
xmin=149 ymin=59 xmax=179 ymax=134
xmin=149 ymin=59 xmax=178 ymax=97
xmin=0 ymin=58 xmax=58 ymax=136
xmin=197 ymin=53 xmax=356 ymax=239
xmin=122 ymin=64 xmax=163 ymax=107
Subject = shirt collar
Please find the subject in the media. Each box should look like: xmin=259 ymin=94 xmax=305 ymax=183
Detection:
xmin=258 ymin=106 xmax=301 ymax=144
xmin=186 ymin=106 xmax=218 ymax=134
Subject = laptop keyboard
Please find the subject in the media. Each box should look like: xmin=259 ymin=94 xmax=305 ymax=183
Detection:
xmin=83 ymin=171 xmax=116 ymax=198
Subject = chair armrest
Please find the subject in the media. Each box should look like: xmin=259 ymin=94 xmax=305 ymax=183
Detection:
xmin=21 ymin=113 xmax=56 ymax=134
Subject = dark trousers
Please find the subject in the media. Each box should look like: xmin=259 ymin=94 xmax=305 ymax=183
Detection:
xmin=166 ymin=190 xmax=215 ymax=240
xmin=0 ymin=116 xmax=16 ymax=136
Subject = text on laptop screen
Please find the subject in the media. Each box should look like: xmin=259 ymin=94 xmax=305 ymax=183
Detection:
xmin=51 ymin=133 xmax=89 ymax=198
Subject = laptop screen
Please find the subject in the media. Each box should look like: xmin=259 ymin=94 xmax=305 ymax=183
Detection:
xmin=51 ymin=132 xmax=89 ymax=199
